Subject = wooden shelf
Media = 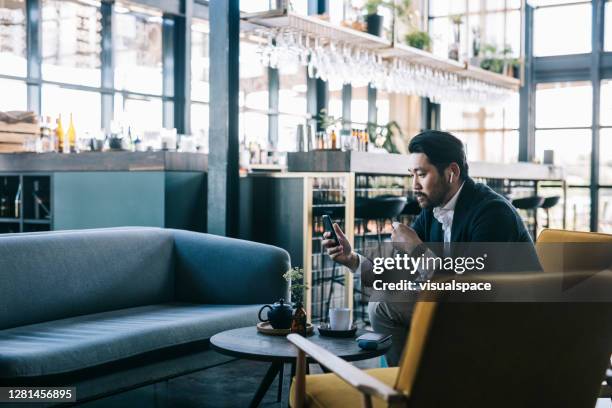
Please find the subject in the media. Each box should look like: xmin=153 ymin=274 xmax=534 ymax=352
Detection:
xmin=243 ymin=12 xmax=520 ymax=92
xmin=244 ymin=12 xmax=391 ymax=50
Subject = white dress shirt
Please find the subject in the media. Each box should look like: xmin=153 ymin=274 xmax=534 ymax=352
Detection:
xmin=355 ymin=182 xmax=465 ymax=277
xmin=432 ymin=181 xmax=465 ymax=243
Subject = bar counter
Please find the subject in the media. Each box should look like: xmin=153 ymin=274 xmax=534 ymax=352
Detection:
xmin=0 ymin=151 xmax=208 ymax=173
xmin=0 ymin=152 xmax=207 ymax=234
xmin=287 ymin=151 xmax=564 ymax=180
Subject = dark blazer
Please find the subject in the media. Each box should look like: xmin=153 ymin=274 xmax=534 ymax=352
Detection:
xmin=412 ymin=177 xmax=534 ymax=244
xmin=410 ymin=177 xmax=541 ymax=273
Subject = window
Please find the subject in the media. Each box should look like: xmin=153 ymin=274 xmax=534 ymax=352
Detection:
xmin=601 ymin=80 xmax=612 ymax=127
xmin=440 ymin=92 xmax=520 ymax=163
xmin=191 ymin=21 xmax=209 ymax=103
xmin=114 ymin=3 xmax=163 ymax=95
xmin=534 ymin=82 xmax=592 ymax=185
xmin=535 ymin=129 xmax=591 ymax=185
xmin=0 ymin=78 xmax=27 ymax=111
xmin=351 ymin=86 xmax=369 ymax=125
xmin=278 ymin=64 xmax=307 ymax=151
xmin=240 ymin=0 xmax=272 ymax=13
xmin=191 ymin=102 xmax=209 ymax=151
xmin=599 ymin=189 xmax=612 ymax=233
xmin=428 ymin=0 xmax=521 ymax=62
xmin=535 ymin=82 xmax=592 ymax=129
xmin=191 ymin=20 xmax=209 ymax=145
xmin=600 ymin=129 xmax=612 ymax=186
xmin=533 ymin=2 xmax=591 ymax=57
xmin=606 ymin=0 xmax=612 ymax=51
xmin=42 ymin=0 xmax=101 ymax=87
xmin=42 ymin=84 xmax=101 ymax=133
xmin=0 ymin=0 xmax=26 ymax=77
xmin=376 ymin=90 xmax=389 ymax=126
xmin=328 ymin=82 xmax=343 ymax=122
xmin=113 ymin=93 xmax=162 ymax=132
xmin=566 ymin=187 xmax=590 ymax=232
xmin=240 ymin=38 xmax=270 ymax=148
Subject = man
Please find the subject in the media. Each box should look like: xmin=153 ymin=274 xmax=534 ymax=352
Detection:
xmin=323 ymin=130 xmax=539 ymax=365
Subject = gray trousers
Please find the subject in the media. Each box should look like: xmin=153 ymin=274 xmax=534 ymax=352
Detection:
xmin=368 ymin=301 xmax=414 ymax=366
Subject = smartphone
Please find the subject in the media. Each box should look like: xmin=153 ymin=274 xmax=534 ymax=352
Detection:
xmin=322 ymin=215 xmax=338 ymax=244
xmin=356 ymin=332 xmax=392 ymax=343
xmin=356 ymin=332 xmax=392 ymax=350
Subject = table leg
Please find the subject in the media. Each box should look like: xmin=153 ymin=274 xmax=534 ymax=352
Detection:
xmin=249 ymin=361 xmax=282 ymax=408
xmin=277 ymin=363 xmax=284 ymax=402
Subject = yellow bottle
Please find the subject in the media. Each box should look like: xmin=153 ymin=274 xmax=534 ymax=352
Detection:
xmin=66 ymin=113 xmax=76 ymax=153
xmin=55 ymin=115 xmax=64 ymax=153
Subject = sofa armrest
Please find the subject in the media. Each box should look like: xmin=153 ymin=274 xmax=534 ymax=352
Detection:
xmin=172 ymin=229 xmax=290 ymax=304
xmin=287 ymin=334 xmax=407 ymax=408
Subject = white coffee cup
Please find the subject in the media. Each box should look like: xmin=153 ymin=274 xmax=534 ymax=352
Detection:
xmin=329 ymin=308 xmax=352 ymax=331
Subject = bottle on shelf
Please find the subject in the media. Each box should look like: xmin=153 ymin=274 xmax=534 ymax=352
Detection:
xmin=291 ymin=302 xmax=307 ymax=336
xmin=66 ymin=113 xmax=76 ymax=153
xmin=39 ymin=116 xmax=50 ymax=153
xmin=55 ymin=115 xmax=64 ymax=153
xmin=330 ymin=129 xmax=337 ymax=150
xmin=0 ymin=178 xmax=10 ymax=218
xmin=364 ymin=129 xmax=369 ymax=152
xmin=14 ymin=183 xmax=22 ymax=219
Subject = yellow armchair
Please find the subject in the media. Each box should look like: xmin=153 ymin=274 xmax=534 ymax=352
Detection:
xmin=289 ymin=272 xmax=612 ymax=408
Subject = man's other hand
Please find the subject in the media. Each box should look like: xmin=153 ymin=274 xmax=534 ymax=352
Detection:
xmin=391 ymin=223 xmax=423 ymax=254
xmin=322 ymin=223 xmax=359 ymax=271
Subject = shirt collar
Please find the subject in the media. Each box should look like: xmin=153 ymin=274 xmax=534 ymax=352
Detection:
xmin=432 ymin=181 xmax=465 ymax=228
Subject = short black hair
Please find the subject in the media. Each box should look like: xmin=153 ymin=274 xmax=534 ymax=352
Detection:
xmin=408 ymin=130 xmax=469 ymax=180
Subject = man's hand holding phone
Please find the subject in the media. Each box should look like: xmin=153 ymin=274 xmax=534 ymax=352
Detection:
xmin=321 ymin=221 xmax=360 ymax=272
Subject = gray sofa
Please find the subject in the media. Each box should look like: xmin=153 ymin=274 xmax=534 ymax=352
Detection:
xmin=0 ymin=227 xmax=290 ymax=403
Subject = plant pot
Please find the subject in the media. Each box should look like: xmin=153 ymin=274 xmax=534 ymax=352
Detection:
xmin=366 ymin=14 xmax=383 ymax=37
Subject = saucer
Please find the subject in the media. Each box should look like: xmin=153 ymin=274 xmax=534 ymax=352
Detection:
xmin=317 ymin=323 xmax=358 ymax=338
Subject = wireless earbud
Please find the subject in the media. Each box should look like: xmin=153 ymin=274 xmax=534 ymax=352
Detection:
xmin=449 ymin=172 xmax=454 ymax=183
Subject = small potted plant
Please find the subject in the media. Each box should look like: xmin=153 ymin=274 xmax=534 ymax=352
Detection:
xmin=283 ymin=267 xmax=309 ymax=336
xmin=364 ymin=0 xmax=384 ymax=37
xmin=448 ymin=14 xmax=463 ymax=61
xmin=405 ymin=31 xmax=432 ymax=51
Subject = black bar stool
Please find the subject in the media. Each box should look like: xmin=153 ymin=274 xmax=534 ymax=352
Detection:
xmin=402 ymin=197 xmax=422 ymax=217
xmin=512 ymin=196 xmax=544 ymax=239
xmin=344 ymin=195 xmax=407 ymax=323
xmin=540 ymin=196 xmax=560 ymax=229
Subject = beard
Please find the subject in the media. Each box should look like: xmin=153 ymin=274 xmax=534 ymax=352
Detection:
xmin=414 ymin=177 xmax=451 ymax=209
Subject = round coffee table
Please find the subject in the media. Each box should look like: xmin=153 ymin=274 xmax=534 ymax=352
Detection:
xmin=210 ymin=326 xmax=391 ymax=408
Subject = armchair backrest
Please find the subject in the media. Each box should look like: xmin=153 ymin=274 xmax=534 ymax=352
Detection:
xmin=395 ymin=273 xmax=612 ymax=407
xmin=536 ymin=229 xmax=612 ymax=273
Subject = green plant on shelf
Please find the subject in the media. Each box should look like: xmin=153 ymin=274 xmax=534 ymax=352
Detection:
xmin=479 ymin=43 xmax=520 ymax=77
xmin=405 ymin=30 xmax=432 ymax=51
xmin=317 ymin=109 xmax=341 ymax=132
xmin=367 ymin=120 xmax=402 ymax=154
xmin=283 ymin=267 xmax=309 ymax=305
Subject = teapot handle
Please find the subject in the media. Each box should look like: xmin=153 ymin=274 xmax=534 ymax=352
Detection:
xmin=258 ymin=305 xmax=272 ymax=322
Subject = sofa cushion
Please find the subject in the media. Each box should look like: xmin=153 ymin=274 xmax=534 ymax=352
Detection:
xmin=0 ymin=228 xmax=175 ymax=330
xmin=0 ymin=303 xmax=261 ymax=378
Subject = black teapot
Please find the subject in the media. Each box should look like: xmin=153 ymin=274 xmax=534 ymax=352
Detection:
xmin=258 ymin=299 xmax=293 ymax=329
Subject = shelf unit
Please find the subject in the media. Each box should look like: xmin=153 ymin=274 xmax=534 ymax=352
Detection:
xmin=243 ymin=11 xmax=520 ymax=92
xmin=0 ymin=173 xmax=53 ymax=234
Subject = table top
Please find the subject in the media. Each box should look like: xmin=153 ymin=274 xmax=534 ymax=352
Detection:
xmin=210 ymin=326 xmax=391 ymax=363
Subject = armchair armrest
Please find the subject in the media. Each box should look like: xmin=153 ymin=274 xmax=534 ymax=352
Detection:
xmin=172 ymin=229 xmax=290 ymax=304
xmin=287 ymin=334 xmax=407 ymax=408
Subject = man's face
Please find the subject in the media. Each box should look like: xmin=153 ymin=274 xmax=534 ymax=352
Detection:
xmin=407 ymin=152 xmax=450 ymax=209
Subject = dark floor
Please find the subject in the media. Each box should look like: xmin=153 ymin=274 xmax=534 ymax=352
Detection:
xmin=79 ymin=353 xmax=380 ymax=408
xmin=78 ymin=355 xmax=612 ymax=408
